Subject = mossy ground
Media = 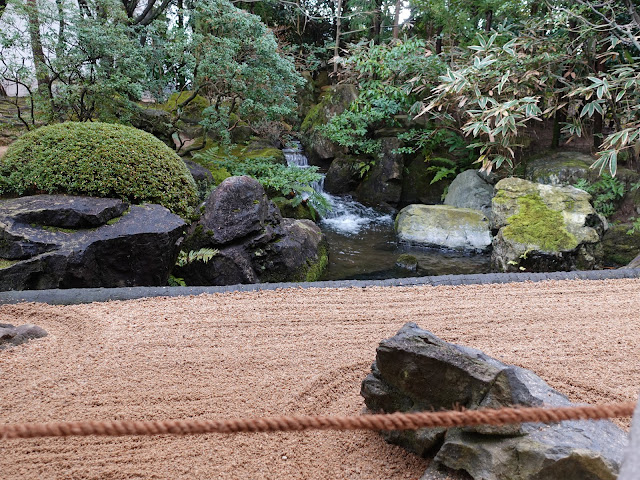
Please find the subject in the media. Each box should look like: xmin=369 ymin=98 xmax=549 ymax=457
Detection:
xmin=502 ymin=194 xmax=579 ymax=252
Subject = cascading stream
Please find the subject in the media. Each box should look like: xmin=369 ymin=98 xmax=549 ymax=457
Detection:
xmin=282 ymin=143 xmax=392 ymax=235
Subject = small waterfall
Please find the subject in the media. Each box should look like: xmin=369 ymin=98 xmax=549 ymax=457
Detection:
xmin=282 ymin=143 xmax=391 ymax=235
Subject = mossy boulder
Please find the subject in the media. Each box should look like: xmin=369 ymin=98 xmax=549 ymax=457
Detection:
xmin=601 ymin=224 xmax=640 ymax=266
xmin=160 ymin=91 xmax=209 ymax=123
xmin=0 ymin=122 xmax=199 ymax=219
xmin=491 ymin=177 xmax=605 ymax=272
xmin=525 ymin=151 xmax=596 ymax=186
xmin=300 ymin=84 xmax=358 ymax=166
xmin=395 ymin=204 xmax=492 ymax=252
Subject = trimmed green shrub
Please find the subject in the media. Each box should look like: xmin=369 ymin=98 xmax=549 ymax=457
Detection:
xmin=0 ymin=122 xmax=198 ymax=219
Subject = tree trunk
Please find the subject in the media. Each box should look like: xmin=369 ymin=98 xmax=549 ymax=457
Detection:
xmin=484 ymin=10 xmax=493 ymax=32
xmin=333 ymin=0 xmax=343 ymax=77
xmin=392 ymin=0 xmax=402 ymax=40
xmin=371 ymin=0 xmax=382 ymax=44
xmin=26 ymin=0 xmax=51 ymax=97
xmin=435 ymin=26 xmax=443 ymax=55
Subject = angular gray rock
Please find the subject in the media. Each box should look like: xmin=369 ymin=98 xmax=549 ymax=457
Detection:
xmin=444 ymin=170 xmax=494 ymax=218
xmin=361 ymin=323 xmax=627 ymax=480
xmin=174 ymin=176 xmax=327 ymax=285
xmin=395 ymin=204 xmax=492 ymax=252
xmin=0 ymin=323 xmax=48 ymax=349
xmin=619 ymin=394 xmax=640 ymax=480
xmin=0 ymin=195 xmax=185 ymax=290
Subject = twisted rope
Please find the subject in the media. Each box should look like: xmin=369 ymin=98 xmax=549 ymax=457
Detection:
xmin=1 ymin=401 xmax=635 ymax=440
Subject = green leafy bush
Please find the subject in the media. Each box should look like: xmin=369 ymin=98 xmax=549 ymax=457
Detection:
xmin=574 ymin=175 xmax=625 ymax=218
xmin=0 ymin=122 xmax=199 ymax=219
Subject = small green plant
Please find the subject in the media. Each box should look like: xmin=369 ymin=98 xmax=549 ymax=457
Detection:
xmin=356 ymin=160 xmax=375 ymax=179
xmin=574 ymin=175 xmax=625 ymax=218
xmin=168 ymin=275 xmax=187 ymax=287
xmin=176 ymin=248 xmax=220 ymax=267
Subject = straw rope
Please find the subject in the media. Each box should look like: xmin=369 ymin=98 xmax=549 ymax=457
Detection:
xmin=1 ymin=401 xmax=635 ymax=440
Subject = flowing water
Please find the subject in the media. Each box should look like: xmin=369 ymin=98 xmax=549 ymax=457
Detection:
xmin=283 ymin=144 xmax=491 ymax=280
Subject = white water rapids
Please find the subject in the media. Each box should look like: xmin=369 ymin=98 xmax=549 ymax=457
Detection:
xmin=282 ymin=144 xmax=392 ymax=235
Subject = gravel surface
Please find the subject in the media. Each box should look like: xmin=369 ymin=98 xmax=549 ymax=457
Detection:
xmin=1 ymin=279 xmax=638 ymax=480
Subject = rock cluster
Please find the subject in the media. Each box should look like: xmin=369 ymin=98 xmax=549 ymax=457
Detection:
xmin=361 ymin=323 xmax=626 ymax=480
xmin=174 ymin=176 xmax=327 ymax=285
xmin=0 ymin=195 xmax=185 ymax=290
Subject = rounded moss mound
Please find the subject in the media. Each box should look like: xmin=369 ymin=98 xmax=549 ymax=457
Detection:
xmin=0 ymin=122 xmax=198 ymax=219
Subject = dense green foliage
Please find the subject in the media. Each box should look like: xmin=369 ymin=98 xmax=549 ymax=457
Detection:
xmin=574 ymin=175 xmax=626 ymax=217
xmin=193 ymin=147 xmax=329 ymax=217
xmin=0 ymin=122 xmax=199 ymax=219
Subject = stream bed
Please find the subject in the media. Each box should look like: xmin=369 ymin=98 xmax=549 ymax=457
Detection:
xmin=283 ymin=144 xmax=491 ymax=281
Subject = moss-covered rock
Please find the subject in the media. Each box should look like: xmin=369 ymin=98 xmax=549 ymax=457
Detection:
xmin=159 ymin=91 xmax=209 ymax=122
xmin=272 ymin=198 xmax=315 ymax=220
xmin=300 ymin=84 xmax=357 ymax=165
xmin=491 ymin=177 xmax=605 ymax=272
xmin=601 ymin=224 xmax=640 ymax=266
xmin=0 ymin=122 xmax=199 ymax=219
xmin=524 ymin=151 xmax=596 ymax=186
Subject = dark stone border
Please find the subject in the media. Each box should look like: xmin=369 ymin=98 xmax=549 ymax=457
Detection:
xmin=1 ymin=268 xmax=640 ymax=305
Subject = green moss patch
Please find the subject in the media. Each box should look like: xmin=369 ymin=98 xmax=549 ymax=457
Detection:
xmin=0 ymin=122 xmax=198 ymax=219
xmin=502 ymin=194 xmax=579 ymax=252
xmin=0 ymin=258 xmax=18 ymax=269
xmin=302 ymin=243 xmax=328 ymax=282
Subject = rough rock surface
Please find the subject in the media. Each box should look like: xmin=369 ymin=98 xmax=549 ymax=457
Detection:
xmin=183 ymin=158 xmax=214 ymax=197
xmin=444 ymin=170 xmax=494 ymax=218
xmin=356 ymin=137 xmax=404 ymax=208
xmin=300 ymin=84 xmax=357 ymax=166
xmin=361 ymin=323 xmax=627 ymax=480
xmin=0 ymin=323 xmax=47 ymax=349
xmin=395 ymin=204 xmax=492 ymax=252
xmin=0 ymin=195 xmax=185 ymax=290
xmin=324 ymin=156 xmax=360 ymax=194
xmin=602 ymin=224 xmax=640 ymax=266
xmin=399 ymin=156 xmax=449 ymax=206
xmin=525 ymin=151 xmax=596 ymax=186
xmin=175 ymin=176 xmax=326 ymax=285
xmin=491 ymin=177 xmax=605 ymax=272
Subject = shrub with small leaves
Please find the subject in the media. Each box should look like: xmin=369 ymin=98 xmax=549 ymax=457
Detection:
xmin=0 ymin=122 xmax=199 ymax=219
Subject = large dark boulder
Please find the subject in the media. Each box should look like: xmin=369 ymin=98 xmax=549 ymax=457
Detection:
xmin=190 ymin=175 xmax=281 ymax=247
xmin=175 ymin=176 xmax=327 ymax=285
xmin=361 ymin=323 xmax=626 ymax=480
xmin=355 ymin=137 xmax=404 ymax=208
xmin=324 ymin=156 xmax=360 ymax=194
xmin=0 ymin=195 xmax=185 ymax=290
